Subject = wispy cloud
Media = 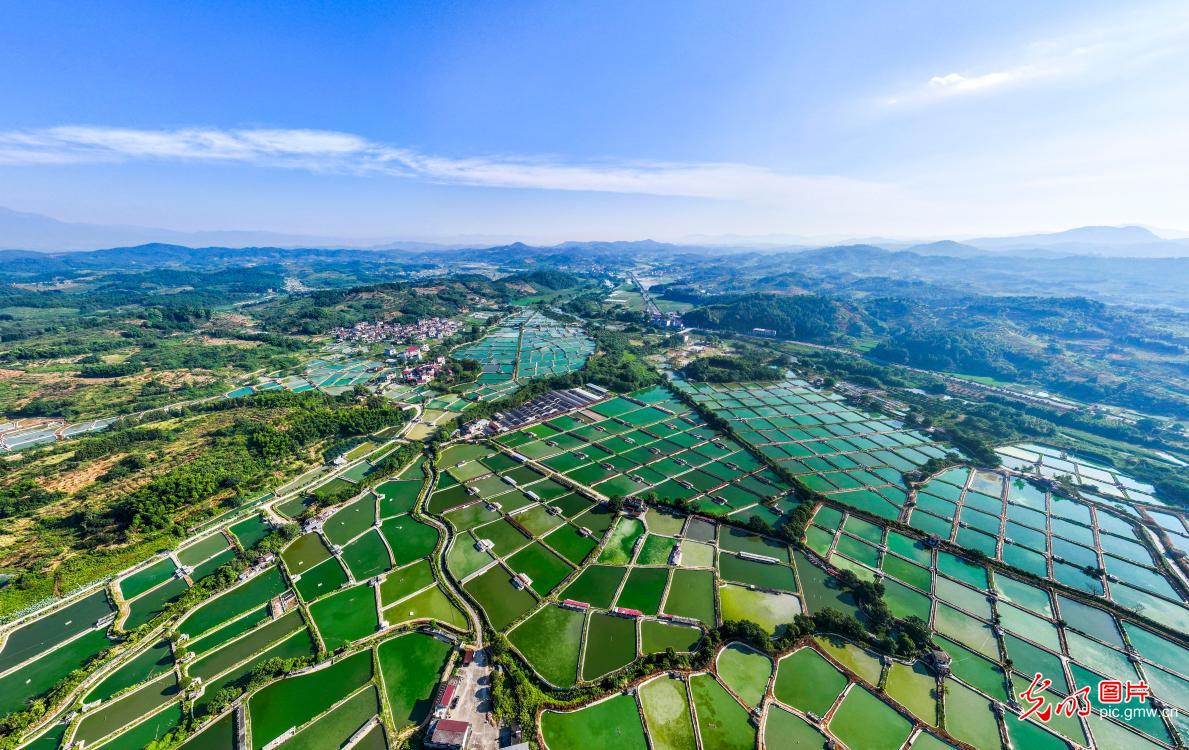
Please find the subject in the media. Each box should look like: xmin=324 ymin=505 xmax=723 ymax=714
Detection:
xmin=888 ymin=5 xmax=1189 ymax=105
xmin=0 ymin=125 xmax=898 ymax=205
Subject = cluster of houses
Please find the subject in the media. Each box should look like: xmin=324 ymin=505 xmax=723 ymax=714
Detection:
xmin=649 ymin=311 xmax=683 ymax=328
xmin=332 ymin=316 xmax=461 ymax=345
xmin=380 ymin=345 xmax=450 ymax=385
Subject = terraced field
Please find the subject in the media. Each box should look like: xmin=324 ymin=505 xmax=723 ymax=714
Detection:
xmin=453 ymin=310 xmax=594 ymax=401
xmin=6 ymin=376 xmax=1188 ymax=750
xmin=1 ymin=452 xmax=455 ymax=750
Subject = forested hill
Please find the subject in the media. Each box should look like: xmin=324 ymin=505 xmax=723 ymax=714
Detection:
xmin=682 ymin=293 xmax=847 ymax=342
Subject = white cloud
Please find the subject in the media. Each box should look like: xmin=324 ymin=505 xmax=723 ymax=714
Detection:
xmin=894 ymin=4 xmax=1189 ymax=105
xmin=927 ymin=69 xmax=1029 ymax=94
xmin=0 ymin=125 xmax=897 ymax=205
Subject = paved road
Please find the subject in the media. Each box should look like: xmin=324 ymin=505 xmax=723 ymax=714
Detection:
xmin=443 ymin=648 xmax=499 ymax=749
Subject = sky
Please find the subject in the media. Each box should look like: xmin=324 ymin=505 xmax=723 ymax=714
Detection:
xmin=1 ymin=0 xmax=1188 ymax=245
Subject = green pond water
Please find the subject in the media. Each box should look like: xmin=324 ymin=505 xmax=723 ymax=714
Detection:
xmin=678 ymin=540 xmax=715 ymax=568
xmin=718 ymin=584 xmax=801 ymax=634
xmin=278 ymin=686 xmax=377 ymax=750
xmin=805 ymin=526 xmax=834 ymax=556
xmin=598 ymin=517 xmax=645 ymax=565
xmin=936 ymin=636 xmax=1009 ymax=701
xmin=639 ymin=675 xmax=696 ymax=750
xmin=179 ymin=567 xmax=286 ymax=638
xmin=835 ymin=533 xmax=881 ymax=568
xmin=377 ymin=480 xmax=422 ymax=518
xmin=716 ymin=643 xmax=772 ymax=708
xmin=1002 ymin=715 xmax=1069 ymax=750
xmin=294 ymin=557 xmax=348 ymax=601
xmin=231 ymin=515 xmax=272 ymax=549
xmin=1069 ymin=662 xmax=1172 ymax=742
xmin=99 ymin=704 xmax=182 ymax=750
xmin=1109 ymin=583 xmax=1189 ymax=632
xmin=1002 ymin=634 xmax=1065 ymax=692
xmin=882 ymin=553 xmax=932 ymax=591
xmin=1064 ymin=630 xmax=1138 ymax=682
xmin=561 ymin=565 xmax=626 ymax=608
xmin=352 ymin=723 xmax=388 ymax=750
xmin=0 ymin=589 xmax=113 ymax=672
xmin=193 ymin=629 xmax=315 ymax=718
xmin=718 ymin=554 xmax=796 ymax=592
xmin=942 ymin=678 xmax=1002 ymax=750
xmin=514 ymin=506 xmax=565 ymax=537
xmin=22 ymin=722 xmax=67 ymax=750
xmin=641 ymin=620 xmax=702 ymax=654
xmin=645 ymin=508 xmax=687 ymax=535
xmin=543 ymin=523 xmax=598 ymax=566
xmin=763 ymin=706 xmax=828 ymax=749
xmin=887 ymin=531 xmax=933 ymax=565
xmin=937 ymin=552 xmax=988 ymax=589
xmin=1085 ymin=712 xmax=1166 ymax=750
xmin=616 ymin=567 xmax=669 ymax=615
xmin=540 ymin=694 xmax=648 ymax=750
xmin=719 ymin=527 xmax=791 ymax=563
xmin=509 ymin=604 xmax=584 ymax=687
xmin=882 ymin=578 xmax=932 ymax=621
xmin=774 ymin=647 xmax=846 ymax=715
xmin=1055 ymin=595 xmax=1122 ymax=646
xmin=282 ymin=533 xmax=331 ymax=572
xmin=812 ymin=505 xmax=845 ymax=529
xmin=991 ymin=573 xmax=1052 ymax=616
xmin=0 ymin=628 xmax=112 ymax=717
xmin=377 ymin=632 xmax=452 ymax=727
xmin=663 ymin=569 xmax=716 ymax=624
xmin=935 ymin=575 xmax=993 ymax=619
xmin=379 ymin=560 xmax=435 ymax=606
xmin=249 ymin=649 xmax=373 ymax=750
xmin=582 ymin=612 xmax=637 ymax=680
xmin=998 ymin=602 xmax=1060 ymax=652
xmin=381 ymin=517 xmax=440 ymax=566
xmin=829 ymin=685 xmax=913 ymax=750
xmin=464 ymin=565 xmax=537 ymax=630
xmin=119 ymin=558 xmax=176 ymax=600
xmin=689 ymin=674 xmax=755 ymax=750
xmin=85 ymin=638 xmax=173 ymax=703
xmin=178 ymin=712 xmax=235 ymax=750
xmin=310 ymin=584 xmax=380 ymax=650
xmin=883 ymin=661 xmax=938 ymax=725
xmin=446 ymin=537 xmax=492 ymax=580
xmin=343 ymin=530 xmax=394 ymax=580
xmin=177 ymin=533 xmax=231 ymax=567
xmin=75 ymin=672 xmax=179 ymax=746
xmin=190 ymin=611 xmax=304 ymax=683
xmin=507 ymin=542 xmax=573 ymax=597
xmin=1123 ymin=621 xmax=1189 ymax=676
xmin=636 ymin=534 xmax=678 ymax=565
xmin=933 ymin=603 xmax=999 ymax=659
xmin=816 ymin=637 xmax=884 ymax=684
xmin=384 ymin=584 xmax=467 ymax=630
xmin=794 ymin=551 xmax=862 ymax=621
xmin=910 ymin=732 xmax=959 ymax=750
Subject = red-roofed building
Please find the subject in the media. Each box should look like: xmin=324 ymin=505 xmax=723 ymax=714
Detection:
xmin=437 ymin=682 xmax=457 ymax=709
xmin=612 ymin=606 xmax=644 ymax=618
xmin=427 ymin=719 xmax=471 ymax=749
xmin=561 ymin=599 xmax=590 ymax=611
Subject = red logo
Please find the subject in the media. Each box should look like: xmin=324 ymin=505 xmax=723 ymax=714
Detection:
xmin=1017 ymin=673 xmax=1149 ymax=722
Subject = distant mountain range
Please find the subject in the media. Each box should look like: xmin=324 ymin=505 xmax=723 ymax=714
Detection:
xmin=1 ymin=204 xmax=1187 ymax=258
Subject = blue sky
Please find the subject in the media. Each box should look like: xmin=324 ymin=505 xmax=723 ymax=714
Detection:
xmin=1 ymin=0 xmax=1187 ymax=243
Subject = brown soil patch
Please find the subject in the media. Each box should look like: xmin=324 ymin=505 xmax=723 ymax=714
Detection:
xmin=40 ymin=455 xmax=121 ymax=494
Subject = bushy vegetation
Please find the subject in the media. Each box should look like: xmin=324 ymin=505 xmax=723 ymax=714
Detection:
xmin=683 ymin=293 xmax=842 ymax=342
xmin=680 ymin=353 xmax=782 ymax=383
